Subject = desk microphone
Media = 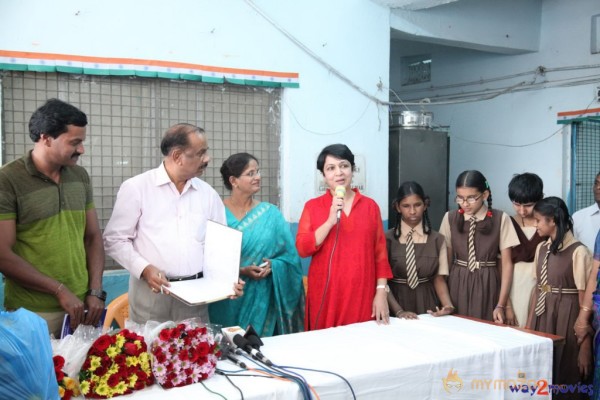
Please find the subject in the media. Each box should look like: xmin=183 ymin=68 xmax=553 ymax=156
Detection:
xmin=223 ymin=346 xmax=247 ymax=369
xmin=232 ymin=334 xmax=273 ymax=366
xmin=335 ymin=185 xmax=346 ymax=221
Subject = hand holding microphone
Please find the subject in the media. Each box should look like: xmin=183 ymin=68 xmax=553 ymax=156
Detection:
xmin=334 ymin=185 xmax=346 ymax=222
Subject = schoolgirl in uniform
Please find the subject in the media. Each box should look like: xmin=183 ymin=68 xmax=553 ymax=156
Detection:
xmin=507 ymin=173 xmax=545 ymax=327
xmin=526 ymin=197 xmax=593 ymax=394
xmin=439 ymin=170 xmax=519 ymax=324
xmin=385 ymin=181 xmax=454 ymax=319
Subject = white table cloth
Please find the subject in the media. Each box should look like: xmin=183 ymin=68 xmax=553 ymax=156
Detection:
xmin=124 ymin=315 xmax=553 ymax=399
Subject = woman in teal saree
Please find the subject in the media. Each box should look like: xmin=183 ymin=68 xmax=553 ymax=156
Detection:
xmin=209 ymin=153 xmax=305 ymax=336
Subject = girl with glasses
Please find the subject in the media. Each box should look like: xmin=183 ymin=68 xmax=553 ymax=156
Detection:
xmin=385 ymin=181 xmax=454 ymax=319
xmin=439 ymin=170 xmax=519 ymax=324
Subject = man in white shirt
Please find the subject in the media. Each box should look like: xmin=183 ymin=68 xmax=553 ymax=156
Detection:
xmin=103 ymin=123 xmax=243 ymax=323
xmin=573 ymin=172 xmax=600 ymax=251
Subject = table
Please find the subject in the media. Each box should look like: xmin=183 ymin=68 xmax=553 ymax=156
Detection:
xmin=126 ymin=315 xmax=553 ymax=399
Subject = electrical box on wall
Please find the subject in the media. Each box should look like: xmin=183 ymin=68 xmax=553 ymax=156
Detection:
xmin=596 ymin=86 xmax=600 ymax=103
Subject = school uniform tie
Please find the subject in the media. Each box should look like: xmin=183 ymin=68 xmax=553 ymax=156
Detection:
xmin=534 ymin=248 xmax=551 ymax=316
xmin=405 ymin=229 xmax=419 ymax=289
xmin=467 ymin=216 xmax=477 ymax=272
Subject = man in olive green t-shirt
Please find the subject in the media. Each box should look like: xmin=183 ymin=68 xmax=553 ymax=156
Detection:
xmin=0 ymin=99 xmax=105 ymax=337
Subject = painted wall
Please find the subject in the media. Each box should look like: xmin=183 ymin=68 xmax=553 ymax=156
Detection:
xmin=0 ymin=0 xmax=392 ymax=222
xmin=391 ymin=0 xmax=600 ymax=214
xmin=0 ymin=0 xmax=391 ymax=307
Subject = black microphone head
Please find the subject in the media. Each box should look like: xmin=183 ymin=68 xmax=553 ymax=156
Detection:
xmin=246 ymin=334 xmax=263 ymax=350
xmin=244 ymin=325 xmax=260 ymax=339
xmin=232 ymin=334 xmax=249 ymax=349
xmin=244 ymin=325 xmax=264 ymax=348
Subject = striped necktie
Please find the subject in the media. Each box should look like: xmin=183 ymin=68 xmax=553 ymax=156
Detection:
xmin=534 ymin=248 xmax=551 ymax=316
xmin=405 ymin=229 xmax=419 ymax=289
xmin=467 ymin=216 xmax=477 ymax=272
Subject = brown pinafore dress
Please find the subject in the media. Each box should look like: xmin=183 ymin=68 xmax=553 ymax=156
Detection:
xmin=529 ymin=240 xmax=584 ymax=394
xmin=447 ymin=209 xmax=502 ymax=321
xmin=385 ymin=229 xmax=446 ymax=314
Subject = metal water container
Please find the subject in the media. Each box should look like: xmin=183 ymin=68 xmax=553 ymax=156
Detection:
xmin=399 ymin=110 xmax=434 ymax=128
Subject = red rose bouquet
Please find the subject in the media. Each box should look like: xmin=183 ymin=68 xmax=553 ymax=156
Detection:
xmin=53 ymin=355 xmax=81 ymax=400
xmin=150 ymin=320 xmax=220 ymax=388
xmin=78 ymin=329 xmax=154 ymax=398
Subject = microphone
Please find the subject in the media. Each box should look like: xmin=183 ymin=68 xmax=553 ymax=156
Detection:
xmin=222 ymin=345 xmax=247 ymax=369
xmin=226 ymin=353 xmax=247 ymax=369
xmin=232 ymin=334 xmax=273 ymax=366
xmin=335 ymin=185 xmax=346 ymax=221
xmin=222 ymin=325 xmax=246 ymax=347
xmin=243 ymin=325 xmax=264 ymax=349
xmin=246 ymin=334 xmax=263 ymax=350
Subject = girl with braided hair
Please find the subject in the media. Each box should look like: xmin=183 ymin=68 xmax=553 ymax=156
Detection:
xmin=439 ymin=170 xmax=519 ymax=324
xmin=526 ymin=197 xmax=593 ymax=393
xmin=385 ymin=181 xmax=454 ymax=319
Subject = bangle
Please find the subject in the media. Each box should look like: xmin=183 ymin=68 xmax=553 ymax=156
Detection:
xmin=395 ymin=310 xmax=404 ymax=317
xmin=575 ymin=323 xmax=591 ymax=329
xmin=580 ymin=306 xmax=592 ymax=312
xmin=495 ymin=304 xmax=505 ymax=309
xmin=54 ymin=283 xmax=64 ymax=296
xmin=442 ymin=305 xmax=455 ymax=311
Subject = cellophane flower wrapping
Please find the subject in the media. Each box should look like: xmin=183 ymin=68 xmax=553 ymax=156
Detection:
xmin=149 ymin=318 xmax=220 ymax=388
xmin=51 ymin=324 xmax=104 ymax=381
xmin=78 ymin=329 xmax=154 ymax=398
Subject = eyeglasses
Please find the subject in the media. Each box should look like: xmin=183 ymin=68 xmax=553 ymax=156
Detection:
xmin=455 ymin=194 xmax=483 ymax=205
xmin=241 ymin=169 xmax=261 ymax=178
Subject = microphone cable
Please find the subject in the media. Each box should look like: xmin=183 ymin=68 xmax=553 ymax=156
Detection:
xmin=216 ymin=370 xmax=245 ymax=400
xmin=277 ymin=365 xmax=357 ymax=400
xmin=268 ymin=364 xmax=320 ymax=399
xmin=199 ymin=380 xmax=227 ymax=400
xmin=236 ymin=353 xmax=314 ymax=399
xmin=313 ymin=220 xmax=341 ymax=330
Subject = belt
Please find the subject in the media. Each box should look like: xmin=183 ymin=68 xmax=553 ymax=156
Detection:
xmin=167 ymin=272 xmax=203 ymax=282
xmin=537 ymin=284 xmax=578 ymax=294
xmin=455 ymin=260 xmax=497 ymax=269
xmin=390 ymin=277 xmax=431 ymax=284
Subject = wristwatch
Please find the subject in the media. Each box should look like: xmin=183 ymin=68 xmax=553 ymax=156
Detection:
xmin=86 ymin=289 xmax=107 ymax=302
xmin=376 ymin=284 xmax=390 ymax=293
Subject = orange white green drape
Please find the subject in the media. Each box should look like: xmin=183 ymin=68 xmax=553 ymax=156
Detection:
xmin=0 ymin=50 xmax=299 ymax=88
xmin=557 ymin=107 xmax=600 ymax=124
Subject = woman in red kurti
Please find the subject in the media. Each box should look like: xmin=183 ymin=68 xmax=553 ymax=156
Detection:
xmin=296 ymin=144 xmax=393 ymax=330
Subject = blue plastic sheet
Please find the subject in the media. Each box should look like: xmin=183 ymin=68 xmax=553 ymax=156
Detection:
xmin=0 ymin=308 xmax=59 ymax=400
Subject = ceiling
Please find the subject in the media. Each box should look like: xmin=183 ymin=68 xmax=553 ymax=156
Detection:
xmin=371 ymin=0 xmax=463 ymax=11
xmin=379 ymin=0 xmax=543 ymax=55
